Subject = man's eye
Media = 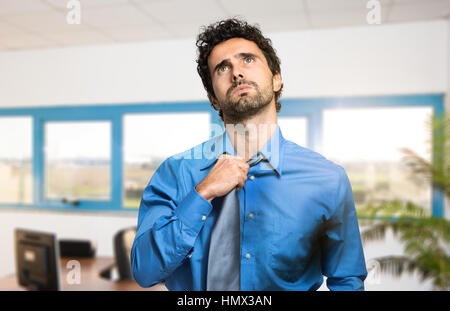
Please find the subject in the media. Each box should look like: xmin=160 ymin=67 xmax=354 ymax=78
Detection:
xmin=244 ymin=57 xmax=254 ymax=64
xmin=218 ymin=65 xmax=229 ymax=73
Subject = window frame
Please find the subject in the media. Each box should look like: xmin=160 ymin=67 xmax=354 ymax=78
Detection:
xmin=39 ymin=117 xmax=115 ymax=210
xmin=0 ymin=102 xmax=216 ymax=212
xmin=0 ymin=94 xmax=444 ymax=217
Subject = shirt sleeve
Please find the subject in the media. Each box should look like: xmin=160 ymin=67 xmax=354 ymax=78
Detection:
xmin=321 ymin=167 xmax=368 ymax=291
xmin=131 ymin=158 xmax=213 ymax=288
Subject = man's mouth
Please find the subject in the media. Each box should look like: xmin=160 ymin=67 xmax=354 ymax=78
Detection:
xmin=234 ymin=85 xmax=253 ymax=95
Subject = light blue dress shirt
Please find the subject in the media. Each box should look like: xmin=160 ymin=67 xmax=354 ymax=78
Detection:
xmin=131 ymin=126 xmax=367 ymax=291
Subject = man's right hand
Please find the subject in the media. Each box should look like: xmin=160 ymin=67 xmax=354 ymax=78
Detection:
xmin=195 ymin=154 xmax=250 ymax=202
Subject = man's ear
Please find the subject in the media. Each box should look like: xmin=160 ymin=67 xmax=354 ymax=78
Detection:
xmin=207 ymin=93 xmax=220 ymax=111
xmin=273 ymin=73 xmax=282 ymax=93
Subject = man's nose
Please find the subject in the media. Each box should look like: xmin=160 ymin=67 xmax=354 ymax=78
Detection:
xmin=231 ymin=66 xmax=245 ymax=82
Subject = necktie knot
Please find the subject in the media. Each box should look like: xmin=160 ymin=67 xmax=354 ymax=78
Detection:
xmin=247 ymin=151 xmax=265 ymax=167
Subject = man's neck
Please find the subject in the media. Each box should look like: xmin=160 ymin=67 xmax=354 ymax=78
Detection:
xmin=224 ymin=103 xmax=278 ymax=161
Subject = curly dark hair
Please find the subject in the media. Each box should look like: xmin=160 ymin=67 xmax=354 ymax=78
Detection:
xmin=196 ymin=18 xmax=283 ymax=120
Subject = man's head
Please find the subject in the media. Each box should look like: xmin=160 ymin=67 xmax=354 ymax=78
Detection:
xmin=196 ymin=19 xmax=283 ymax=123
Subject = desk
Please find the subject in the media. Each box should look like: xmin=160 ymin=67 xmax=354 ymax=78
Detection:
xmin=0 ymin=257 xmax=167 ymax=291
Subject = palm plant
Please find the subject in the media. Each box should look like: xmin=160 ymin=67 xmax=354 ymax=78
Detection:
xmin=358 ymin=113 xmax=450 ymax=290
xmin=359 ymin=200 xmax=450 ymax=290
xmin=400 ymin=112 xmax=450 ymax=197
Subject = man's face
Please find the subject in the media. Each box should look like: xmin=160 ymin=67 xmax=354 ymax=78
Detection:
xmin=207 ymin=38 xmax=281 ymax=123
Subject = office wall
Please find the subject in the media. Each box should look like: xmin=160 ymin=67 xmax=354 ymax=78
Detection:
xmin=0 ymin=20 xmax=446 ymax=107
xmin=0 ymin=20 xmax=448 ymax=290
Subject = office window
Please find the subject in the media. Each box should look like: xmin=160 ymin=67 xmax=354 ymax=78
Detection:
xmin=123 ymin=112 xmax=210 ymax=208
xmin=44 ymin=121 xmax=111 ymax=201
xmin=278 ymin=117 xmax=308 ymax=147
xmin=323 ymin=107 xmax=433 ymax=212
xmin=0 ymin=117 xmax=32 ymax=204
xmin=0 ymin=95 xmax=443 ymax=214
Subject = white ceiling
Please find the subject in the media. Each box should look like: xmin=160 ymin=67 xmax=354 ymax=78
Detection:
xmin=0 ymin=0 xmax=448 ymax=51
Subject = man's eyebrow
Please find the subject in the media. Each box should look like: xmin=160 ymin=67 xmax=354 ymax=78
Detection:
xmin=236 ymin=52 xmax=260 ymax=60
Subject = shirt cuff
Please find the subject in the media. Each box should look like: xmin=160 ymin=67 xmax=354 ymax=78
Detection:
xmin=175 ymin=187 xmax=213 ymax=234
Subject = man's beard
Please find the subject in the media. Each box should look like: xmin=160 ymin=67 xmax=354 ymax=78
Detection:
xmin=220 ymin=80 xmax=274 ymax=124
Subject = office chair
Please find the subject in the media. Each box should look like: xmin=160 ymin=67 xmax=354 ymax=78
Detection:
xmin=113 ymin=227 xmax=137 ymax=281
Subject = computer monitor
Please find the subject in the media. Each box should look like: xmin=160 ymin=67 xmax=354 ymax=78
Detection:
xmin=15 ymin=229 xmax=61 ymax=291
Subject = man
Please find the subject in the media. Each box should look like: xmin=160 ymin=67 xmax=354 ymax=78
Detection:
xmin=131 ymin=18 xmax=367 ymax=291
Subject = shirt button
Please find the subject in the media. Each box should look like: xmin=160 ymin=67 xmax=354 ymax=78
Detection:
xmin=249 ymin=213 xmax=254 ymax=219
xmin=201 ymin=215 xmax=207 ymax=221
xmin=245 ymin=253 xmax=251 ymax=259
xmin=249 ymin=175 xmax=255 ymax=181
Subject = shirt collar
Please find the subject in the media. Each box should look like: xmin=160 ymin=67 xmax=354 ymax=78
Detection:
xmin=200 ymin=124 xmax=285 ymax=176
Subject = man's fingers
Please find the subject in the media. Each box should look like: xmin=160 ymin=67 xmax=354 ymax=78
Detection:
xmin=236 ymin=174 xmax=247 ymax=191
xmin=215 ymin=154 xmax=250 ymax=191
xmin=237 ymin=161 xmax=250 ymax=174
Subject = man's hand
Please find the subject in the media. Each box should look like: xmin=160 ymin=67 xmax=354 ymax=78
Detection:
xmin=195 ymin=154 xmax=250 ymax=202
